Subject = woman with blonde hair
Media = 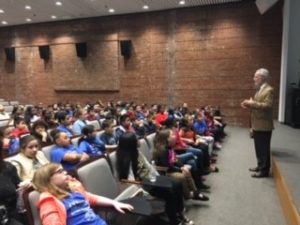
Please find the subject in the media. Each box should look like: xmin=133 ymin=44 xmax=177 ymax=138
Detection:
xmin=32 ymin=163 xmax=133 ymax=225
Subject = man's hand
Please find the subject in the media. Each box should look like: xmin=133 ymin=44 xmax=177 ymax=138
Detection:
xmin=241 ymin=98 xmax=253 ymax=109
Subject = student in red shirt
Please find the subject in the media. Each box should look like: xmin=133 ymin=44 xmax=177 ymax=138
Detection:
xmin=11 ymin=117 xmax=30 ymax=139
xmin=155 ymin=105 xmax=168 ymax=128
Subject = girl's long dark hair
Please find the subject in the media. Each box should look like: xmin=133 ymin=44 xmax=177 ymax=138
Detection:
xmin=116 ymin=132 xmax=139 ymax=180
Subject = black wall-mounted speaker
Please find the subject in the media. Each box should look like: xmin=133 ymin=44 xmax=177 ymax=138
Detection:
xmin=5 ymin=47 xmax=15 ymax=61
xmin=75 ymin=42 xmax=87 ymax=58
xmin=39 ymin=45 xmax=50 ymax=60
xmin=120 ymin=40 xmax=132 ymax=58
xmin=255 ymin=0 xmax=279 ymax=14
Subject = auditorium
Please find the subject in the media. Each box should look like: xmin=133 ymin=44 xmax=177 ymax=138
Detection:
xmin=0 ymin=0 xmax=299 ymax=225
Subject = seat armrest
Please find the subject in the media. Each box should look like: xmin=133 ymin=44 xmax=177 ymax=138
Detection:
xmin=155 ymin=166 xmax=168 ymax=172
xmin=120 ymin=179 xmax=142 ymax=185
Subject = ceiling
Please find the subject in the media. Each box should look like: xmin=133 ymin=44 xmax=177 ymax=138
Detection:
xmin=0 ymin=0 xmax=242 ymax=27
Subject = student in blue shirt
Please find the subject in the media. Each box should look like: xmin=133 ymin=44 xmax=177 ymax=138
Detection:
xmin=78 ymin=125 xmax=105 ymax=157
xmin=50 ymin=130 xmax=89 ymax=172
xmin=72 ymin=109 xmax=87 ymax=135
xmin=33 ymin=163 xmax=133 ymax=225
xmin=55 ymin=111 xmax=74 ymax=138
xmin=100 ymin=120 xmax=117 ymax=146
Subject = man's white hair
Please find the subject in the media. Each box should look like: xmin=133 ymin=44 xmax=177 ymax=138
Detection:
xmin=255 ymin=68 xmax=269 ymax=79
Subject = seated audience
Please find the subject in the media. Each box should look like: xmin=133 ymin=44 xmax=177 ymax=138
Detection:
xmin=0 ymin=140 xmax=25 ymax=225
xmin=72 ymin=109 xmax=87 ymax=135
xmin=115 ymin=114 xmax=135 ymax=143
xmin=155 ymin=105 xmax=168 ymax=129
xmin=1 ymin=127 xmax=20 ymax=156
xmin=116 ymin=133 xmax=193 ymax=225
xmin=100 ymin=119 xmax=118 ymax=150
xmin=32 ymin=163 xmax=133 ymax=225
xmin=11 ymin=105 xmax=25 ymax=127
xmin=11 ymin=117 xmax=30 ymax=139
xmin=78 ymin=125 xmax=105 ymax=157
xmin=10 ymin=135 xmax=49 ymax=184
xmin=85 ymin=106 xmax=97 ymax=121
xmin=24 ymin=106 xmax=40 ymax=129
xmin=132 ymin=117 xmax=146 ymax=139
xmin=193 ymin=112 xmax=221 ymax=149
xmin=50 ymin=130 xmax=89 ymax=172
xmin=42 ymin=110 xmax=58 ymax=129
xmin=135 ymin=105 xmax=145 ymax=120
xmin=144 ymin=113 xmax=157 ymax=135
xmin=31 ymin=120 xmax=52 ymax=147
xmin=153 ymin=129 xmax=209 ymax=201
xmin=179 ymin=115 xmax=218 ymax=173
xmin=204 ymin=110 xmax=226 ymax=142
xmin=65 ymin=103 xmax=75 ymax=118
xmin=164 ymin=118 xmax=208 ymax=178
xmin=55 ymin=111 xmax=74 ymax=138
xmin=180 ymin=103 xmax=189 ymax=117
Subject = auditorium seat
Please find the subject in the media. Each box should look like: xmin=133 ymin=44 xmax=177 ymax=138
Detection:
xmin=86 ymin=120 xmax=101 ymax=130
xmin=71 ymin=136 xmax=81 ymax=146
xmin=0 ymin=101 xmax=9 ymax=106
xmin=4 ymin=105 xmax=14 ymax=113
xmin=23 ymin=187 xmax=42 ymax=225
xmin=9 ymin=101 xmax=19 ymax=105
xmin=41 ymin=144 xmax=55 ymax=161
xmin=76 ymin=156 xmax=142 ymax=201
xmin=0 ymin=119 xmax=10 ymax=128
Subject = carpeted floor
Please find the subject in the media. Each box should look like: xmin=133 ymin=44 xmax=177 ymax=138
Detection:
xmin=185 ymin=125 xmax=285 ymax=225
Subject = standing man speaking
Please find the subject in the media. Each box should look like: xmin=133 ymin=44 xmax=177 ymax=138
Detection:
xmin=241 ymin=68 xmax=274 ymax=178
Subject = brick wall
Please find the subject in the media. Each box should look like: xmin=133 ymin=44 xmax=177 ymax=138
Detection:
xmin=0 ymin=1 xmax=282 ymax=126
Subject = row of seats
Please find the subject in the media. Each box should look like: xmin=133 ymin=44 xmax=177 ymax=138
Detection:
xmin=24 ymin=131 xmax=158 ymax=225
xmin=3 ymin=120 xmax=117 ymax=161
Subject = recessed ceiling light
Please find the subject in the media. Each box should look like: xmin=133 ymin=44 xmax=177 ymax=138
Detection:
xmin=25 ymin=5 xmax=32 ymax=10
xmin=55 ymin=1 xmax=62 ymax=6
xmin=1 ymin=21 xmax=8 ymax=25
xmin=26 ymin=18 xmax=32 ymax=22
xmin=108 ymin=8 xmax=115 ymax=13
xmin=143 ymin=5 xmax=149 ymax=10
xmin=0 ymin=9 xmax=4 ymax=13
xmin=179 ymin=0 xmax=185 ymax=5
xmin=51 ymin=15 xmax=57 ymax=19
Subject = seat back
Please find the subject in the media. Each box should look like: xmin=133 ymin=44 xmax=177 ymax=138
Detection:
xmin=77 ymin=157 xmax=119 ymax=199
xmin=41 ymin=144 xmax=55 ymax=161
xmin=138 ymin=139 xmax=152 ymax=162
xmin=23 ymin=188 xmax=42 ymax=225
xmin=9 ymin=101 xmax=19 ymax=106
xmin=107 ymin=151 xmax=117 ymax=178
xmin=0 ymin=119 xmax=10 ymax=128
xmin=138 ymin=133 xmax=156 ymax=162
xmin=4 ymin=105 xmax=14 ymax=113
xmin=86 ymin=120 xmax=101 ymax=131
xmin=71 ymin=136 xmax=81 ymax=147
xmin=0 ymin=101 xmax=9 ymax=106
xmin=146 ymin=133 xmax=156 ymax=151
xmin=96 ymin=130 xmax=104 ymax=139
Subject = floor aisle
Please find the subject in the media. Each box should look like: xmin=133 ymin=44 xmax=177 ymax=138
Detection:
xmin=186 ymin=126 xmax=285 ymax=225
